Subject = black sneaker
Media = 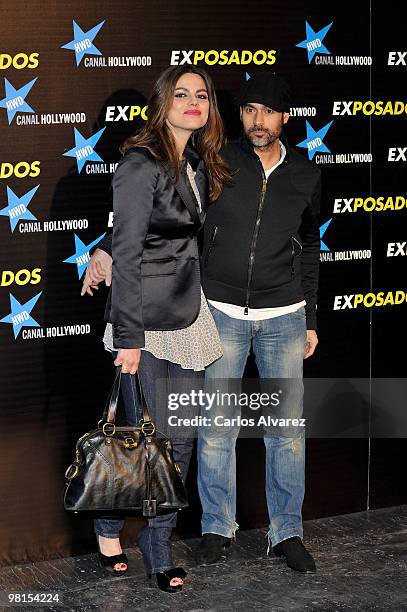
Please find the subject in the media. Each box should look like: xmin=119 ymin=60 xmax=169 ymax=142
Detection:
xmin=195 ymin=533 xmax=231 ymax=565
xmin=273 ymin=536 xmax=316 ymax=573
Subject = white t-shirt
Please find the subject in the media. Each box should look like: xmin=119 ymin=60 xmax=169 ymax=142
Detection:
xmin=208 ymin=142 xmax=306 ymax=321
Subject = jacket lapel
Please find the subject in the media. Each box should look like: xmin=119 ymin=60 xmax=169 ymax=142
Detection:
xmin=162 ymin=151 xmax=207 ymax=225
xmin=173 ymin=170 xmax=201 ymax=226
xmin=193 ymin=161 xmax=209 ymax=212
xmin=185 ymin=146 xmax=209 ymax=212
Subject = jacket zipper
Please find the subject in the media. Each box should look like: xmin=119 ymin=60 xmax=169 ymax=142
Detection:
xmin=290 ymin=236 xmax=303 ymax=277
xmin=244 ymin=165 xmax=267 ymax=315
xmin=204 ymin=226 xmax=218 ymax=267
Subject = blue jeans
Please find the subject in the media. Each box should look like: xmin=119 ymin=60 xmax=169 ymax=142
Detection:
xmin=197 ymin=305 xmax=307 ymax=547
xmin=94 ymin=350 xmax=203 ymax=573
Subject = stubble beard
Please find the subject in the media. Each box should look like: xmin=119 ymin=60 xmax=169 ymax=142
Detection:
xmin=246 ymin=124 xmax=282 ymax=149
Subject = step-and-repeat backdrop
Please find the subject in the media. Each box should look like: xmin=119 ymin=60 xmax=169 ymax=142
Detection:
xmin=0 ymin=1 xmax=405 ymax=563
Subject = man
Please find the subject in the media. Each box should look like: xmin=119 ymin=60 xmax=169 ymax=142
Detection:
xmin=196 ymin=74 xmax=320 ymax=573
xmin=83 ymin=73 xmax=320 ymax=573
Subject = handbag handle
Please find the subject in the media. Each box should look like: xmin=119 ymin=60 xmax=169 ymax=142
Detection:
xmin=101 ymin=366 xmax=152 ymax=426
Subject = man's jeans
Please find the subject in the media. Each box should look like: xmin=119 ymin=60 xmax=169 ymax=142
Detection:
xmin=94 ymin=350 xmax=203 ymax=573
xmin=197 ymin=305 xmax=307 ymax=547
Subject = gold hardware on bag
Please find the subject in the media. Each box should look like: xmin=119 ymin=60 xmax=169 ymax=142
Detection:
xmin=141 ymin=422 xmax=156 ymax=436
xmin=65 ymin=464 xmax=79 ymax=479
xmin=102 ymin=422 xmax=116 ymax=437
xmin=124 ymin=437 xmax=138 ymax=449
xmin=175 ymin=463 xmax=181 ymax=475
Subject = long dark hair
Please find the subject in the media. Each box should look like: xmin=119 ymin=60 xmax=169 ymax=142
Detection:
xmin=121 ymin=66 xmax=231 ymax=201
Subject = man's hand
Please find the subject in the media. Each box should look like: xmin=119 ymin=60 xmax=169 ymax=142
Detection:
xmin=304 ymin=330 xmax=318 ymax=359
xmin=81 ymin=248 xmax=113 ymax=296
xmin=114 ymin=348 xmax=141 ymax=375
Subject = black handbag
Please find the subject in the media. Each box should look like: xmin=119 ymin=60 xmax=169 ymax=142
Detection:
xmin=64 ymin=366 xmax=188 ymax=517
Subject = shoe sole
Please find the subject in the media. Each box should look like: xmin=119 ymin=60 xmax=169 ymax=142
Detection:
xmin=275 ymin=553 xmax=316 ymax=573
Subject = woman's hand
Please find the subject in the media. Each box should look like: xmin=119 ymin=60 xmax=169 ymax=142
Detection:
xmin=114 ymin=348 xmax=141 ymax=374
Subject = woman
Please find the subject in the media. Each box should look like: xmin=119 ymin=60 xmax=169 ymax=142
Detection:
xmin=93 ymin=65 xmax=230 ymax=593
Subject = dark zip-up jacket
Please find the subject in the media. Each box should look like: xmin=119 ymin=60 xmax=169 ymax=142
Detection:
xmin=201 ymin=136 xmax=321 ymax=329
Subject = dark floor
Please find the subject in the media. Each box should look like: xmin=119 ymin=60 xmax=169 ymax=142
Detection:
xmin=1 ymin=506 xmax=407 ymax=611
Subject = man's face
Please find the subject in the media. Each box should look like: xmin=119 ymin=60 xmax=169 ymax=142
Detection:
xmin=240 ymin=103 xmax=290 ymax=148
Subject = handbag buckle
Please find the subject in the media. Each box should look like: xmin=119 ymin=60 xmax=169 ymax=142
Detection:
xmin=141 ymin=421 xmax=156 ymax=436
xmin=124 ymin=437 xmax=138 ymax=449
xmin=65 ymin=463 xmax=79 ymax=480
xmin=102 ymin=422 xmax=116 ymax=437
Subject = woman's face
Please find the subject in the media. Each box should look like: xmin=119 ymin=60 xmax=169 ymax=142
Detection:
xmin=166 ymin=72 xmax=210 ymax=136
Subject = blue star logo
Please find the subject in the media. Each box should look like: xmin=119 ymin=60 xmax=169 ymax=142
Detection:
xmin=0 ymin=292 xmax=42 ymax=339
xmin=0 ymin=77 xmax=37 ymax=124
xmin=63 ymin=127 xmax=106 ymax=173
xmin=0 ymin=185 xmax=40 ymax=232
xmin=296 ymin=21 xmax=333 ymax=63
xmin=61 ymin=20 xmax=105 ymax=66
xmin=63 ymin=233 xmax=106 ymax=279
xmin=246 ymin=72 xmax=251 ymax=81
xmin=320 ymin=219 xmax=332 ymax=251
xmin=296 ymin=120 xmax=333 ymax=160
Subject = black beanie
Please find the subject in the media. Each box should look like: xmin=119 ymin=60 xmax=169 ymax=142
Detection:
xmin=238 ymin=73 xmax=291 ymax=112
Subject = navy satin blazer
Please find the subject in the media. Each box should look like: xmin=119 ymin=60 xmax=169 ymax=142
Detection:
xmin=103 ymin=146 xmax=208 ymax=349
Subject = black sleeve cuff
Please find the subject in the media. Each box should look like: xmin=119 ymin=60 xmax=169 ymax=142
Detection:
xmin=97 ymin=231 xmax=113 ymax=256
xmin=305 ymin=310 xmax=317 ymax=331
xmin=112 ymin=325 xmax=145 ymax=349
